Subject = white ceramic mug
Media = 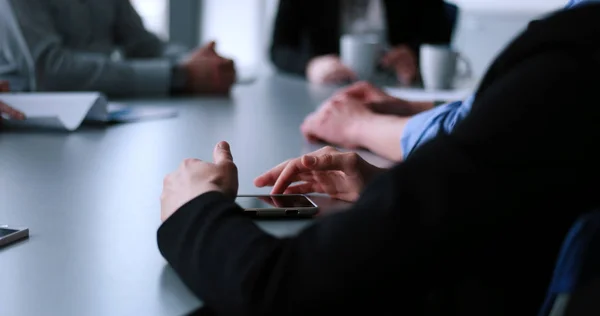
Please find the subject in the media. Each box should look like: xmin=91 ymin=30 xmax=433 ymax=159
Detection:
xmin=420 ymin=44 xmax=471 ymax=90
xmin=340 ymin=34 xmax=382 ymax=81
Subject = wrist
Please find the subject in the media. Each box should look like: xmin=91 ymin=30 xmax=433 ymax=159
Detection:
xmin=195 ymin=183 xmax=224 ymax=197
xmin=411 ymin=101 xmax=436 ymax=113
xmin=350 ymin=111 xmax=384 ymax=148
xmin=198 ymin=182 xmax=238 ymax=200
xmin=170 ymin=63 xmax=189 ymax=95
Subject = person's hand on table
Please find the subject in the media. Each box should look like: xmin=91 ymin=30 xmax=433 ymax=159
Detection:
xmin=306 ymin=55 xmax=357 ymax=84
xmin=380 ymin=45 xmax=418 ymax=86
xmin=337 ymin=81 xmax=433 ymax=116
xmin=0 ymin=81 xmax=25 ymax=125
xmin=196 ymin=40 xmax=222 ymax=58
xmin=181 ymin=41 xmax=236 ymax=95
xmin=301 ymin=95 xmax=375 ymax=148
xmin=254 ymin=146 xmax=384 ymax=202
xmin=161 ymin=141 xmax=238 ymax=222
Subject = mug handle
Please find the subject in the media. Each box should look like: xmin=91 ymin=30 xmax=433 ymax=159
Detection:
xmin=455 ymin=53 xmax=472 ymax=81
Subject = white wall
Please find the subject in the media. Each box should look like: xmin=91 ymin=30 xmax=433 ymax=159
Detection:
xmin=130 ymin=0 xmax=169 ymax=40
xmin=452 ymin=0 xmax=566 ymax=78
xmin=199 ymin=0 xmax=265 ymax=69
xmin=453 ymin=0 xmax=565 ymax=13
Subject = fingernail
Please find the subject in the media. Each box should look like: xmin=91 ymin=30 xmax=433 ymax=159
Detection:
xmin=305 ymin=156 xmax=317 ymax=166
xmin=218 ymin=141 xmax=228 ymax=149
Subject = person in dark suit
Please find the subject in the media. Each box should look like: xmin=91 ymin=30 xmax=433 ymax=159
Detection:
xmin=269 ymin=0 xmax=453 ymax=85
xmin=158 ymin=4 xmax=600 ymax=315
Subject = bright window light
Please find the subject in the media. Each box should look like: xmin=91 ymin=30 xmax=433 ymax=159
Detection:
xmin=130 ymin=0 xmax=169 ymax=40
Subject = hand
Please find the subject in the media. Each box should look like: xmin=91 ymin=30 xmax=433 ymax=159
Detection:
xmin=381 ymin=45 xmax=418 ymax=85
xmin=196 ymin=40 xmax=220 ymax=58
xmin=301 ymin=95 xmax=374 ymax=149
xmin=254 ymin=146 xmax=384 ymax=202
xmin=182 ymin=41 xmax=236 ymax=95
xmin=307 ymin=55 xmax=357 ymax=84
xmin=0 ymin=81 xmax=25 ymax=123
xmin=339 ymin=81 xmax=434 ymax=115
xmin=161 ymin=141 xmax=238 ymax=222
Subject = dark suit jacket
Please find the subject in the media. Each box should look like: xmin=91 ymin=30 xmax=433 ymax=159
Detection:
xmin=269 ymin=0 xmax=454 ymax=76
xmin=158 ymin=5 xmax=600 ymax=315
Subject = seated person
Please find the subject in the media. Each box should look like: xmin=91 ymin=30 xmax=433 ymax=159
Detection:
xmin=157 ymin=3 xmax=600 ymax=314
xmin=270 ymin=0 xmax=453 ymax=85
xmin=3 ymin=0 xmax=235 ymax=97
xmin=0 ymin=80 xmax=25 ymax=124
xmin=302 ymin=0 xmax=595 ymax=162
xmin=0 ymin=0 xmax=37 ymax=91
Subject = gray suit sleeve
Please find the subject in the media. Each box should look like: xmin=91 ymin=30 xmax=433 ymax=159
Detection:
xmin=10 ymin=0 xmax=172 ymax=97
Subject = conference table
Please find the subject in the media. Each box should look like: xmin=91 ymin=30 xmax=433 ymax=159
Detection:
xmin=0 ymin=74 xmax=395 ymax=316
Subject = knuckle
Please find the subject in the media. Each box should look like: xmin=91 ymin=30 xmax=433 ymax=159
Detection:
xmin=344 ymin=152 xmax=360 ymax=166
xmin=322 ymin=101 xmax=334 ymax=110
xmin=323 ymin=146 xmax=336 ymax=153
xmin=357 ymin=81 xmax=369 ymax=88
xmin=332 ymin=100 xmax=345 ymax=109
xmin=223 ymin=161 xmax=237 ymax=171
xmin=321 ymin=153 xmax=334 ymax=165
xmin=184 ymin=158 xmax=200 ymax=166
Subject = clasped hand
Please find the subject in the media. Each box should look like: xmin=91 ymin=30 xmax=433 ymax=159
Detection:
xmin=161 ymin=143 xmax=383 ymax=222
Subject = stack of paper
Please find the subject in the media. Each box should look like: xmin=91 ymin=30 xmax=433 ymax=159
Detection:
xmin=1 ymin=92 xmax=108 ymax=131
xmin=0 ymin=92 xmax=177 ymax=131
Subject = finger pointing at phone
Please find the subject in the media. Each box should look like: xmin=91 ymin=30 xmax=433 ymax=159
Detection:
xmin=254 ymin=146 xmax=385 ymax=202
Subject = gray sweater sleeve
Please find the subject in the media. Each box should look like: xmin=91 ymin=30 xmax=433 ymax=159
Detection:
xmin=9 ymin=0 xmax=177 ymax=97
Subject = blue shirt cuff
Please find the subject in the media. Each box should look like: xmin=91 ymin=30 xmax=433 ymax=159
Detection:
xmin=401 ymin=95 xmax=475 ymax=159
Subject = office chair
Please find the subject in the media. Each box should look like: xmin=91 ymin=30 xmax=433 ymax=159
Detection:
xmin=538 ymin=210 xmax=600 ymax=316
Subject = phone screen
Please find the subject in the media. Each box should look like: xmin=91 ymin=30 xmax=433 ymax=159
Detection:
xmin=0 ymin=228 xmax=19 ymax=238
xmin=236 ymin=195 xmax=315 ymax=209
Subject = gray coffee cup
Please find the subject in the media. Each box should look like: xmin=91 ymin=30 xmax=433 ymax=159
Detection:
xmin=420 ymin=44 xmax=471 ymax=90
xmin=340 ymin=34 xmax=382 ymax=81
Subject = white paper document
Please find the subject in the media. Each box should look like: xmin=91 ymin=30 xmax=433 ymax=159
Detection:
xmin=1 ymin=92 xmax=108 ymax=131
xmin=384 ymin=87 xmax=472 ymax=103
xmin=1 ymin=93 xmax=178 ymax=131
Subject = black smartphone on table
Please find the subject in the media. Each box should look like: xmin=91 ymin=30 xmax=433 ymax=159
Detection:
xmin=236 ymin=194 xmax=319 ymax=218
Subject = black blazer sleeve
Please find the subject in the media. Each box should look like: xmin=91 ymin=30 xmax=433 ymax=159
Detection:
xmin=158 ymin=8 xmax=600 ymax=315
xmin=269 ymin=0 xmax=340 ymax=76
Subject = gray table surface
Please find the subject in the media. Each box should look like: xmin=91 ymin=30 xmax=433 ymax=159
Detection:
xmin=0 ymin=75 xmax=393 ymax=316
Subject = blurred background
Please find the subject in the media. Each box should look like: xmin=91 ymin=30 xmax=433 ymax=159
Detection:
xmin=130 ymin=0 xmax=567 ymax=79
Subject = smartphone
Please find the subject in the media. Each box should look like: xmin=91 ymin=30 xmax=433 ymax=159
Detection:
xmin=0 ymin=225 xmax=29 ymax=247
xmin=236 ymin=194 xmax=318 ymax=218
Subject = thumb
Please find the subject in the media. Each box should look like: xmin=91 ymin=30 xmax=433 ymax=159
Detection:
xmin=213 ymin=141 xmax=233 ymax=164
xmin=301 ymin=152 xmax=357 ymax=172
xmin=206 ymin=41 xmax=216 ymax=51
